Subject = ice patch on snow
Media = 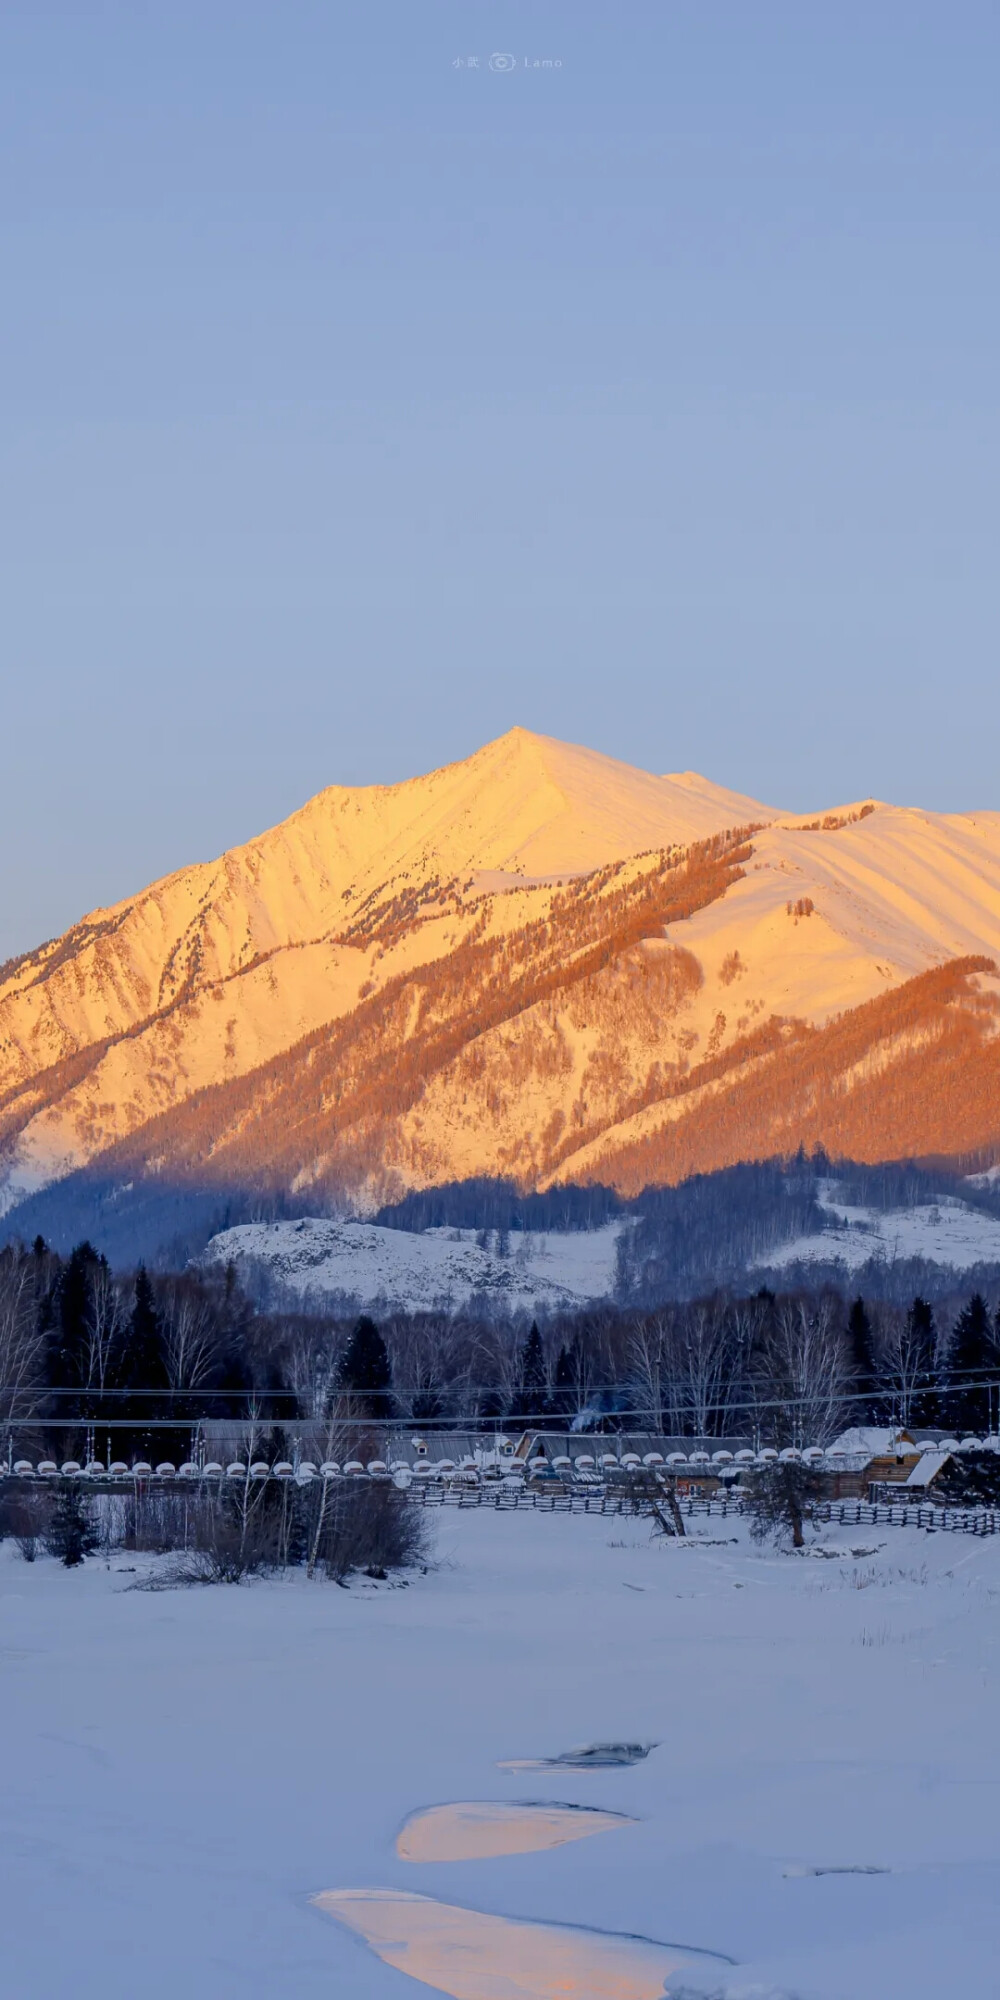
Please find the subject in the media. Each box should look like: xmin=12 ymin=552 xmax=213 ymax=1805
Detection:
xmin=782 ymin=1863 xmax=890 ymax=1878
xmin=397 ymin=1800 xmax=633 ymax=1862
xmin=313 ymin=1888 xmax=732 ymax=1999
xmin=498 ymin=1741 xmax=657 ymax=1772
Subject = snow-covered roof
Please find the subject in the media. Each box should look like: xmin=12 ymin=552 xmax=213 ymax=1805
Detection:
xmin=905 ymin=1450 xmax=953 ymax=1488
xmin=829 ymin=1427 xmax=915 ymax=1459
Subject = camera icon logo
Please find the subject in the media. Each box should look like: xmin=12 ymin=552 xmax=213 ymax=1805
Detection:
xmin=489 ymin=52 xmax=517 ymax=73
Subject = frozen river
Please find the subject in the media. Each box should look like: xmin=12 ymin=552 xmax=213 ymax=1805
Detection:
xmin=0 ymin=1508 xmax=997 ymax=1997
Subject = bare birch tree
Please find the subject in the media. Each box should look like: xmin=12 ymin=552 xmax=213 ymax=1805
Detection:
xmin=0 ymin=1250 xmax=46 ymax=1427
xmin=628 ymin=1312 xmax=672 ymax=1430
xmin=671 ymin=1300 xmax=733 ymax=1436
xmin=159 ymin=1280 xmax=227 ymax=1392
xmin=754 ymin=1297 xmax=847 ymax=1446
xmin=83 ymin=1260 xmax=126 ymax=1395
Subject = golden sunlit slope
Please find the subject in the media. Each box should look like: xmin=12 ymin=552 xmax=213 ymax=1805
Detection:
xmin=0 ymin=731 xmax=767 ymax=1209
xmin=672 ymin=803 xmax=1000 ymax=1024
xmin=3 ymin=729 xmax=1000 ymax=1217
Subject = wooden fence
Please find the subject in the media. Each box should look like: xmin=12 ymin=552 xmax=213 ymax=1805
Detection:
xmin=406 ymin=1483 xmax=999 ymax=1535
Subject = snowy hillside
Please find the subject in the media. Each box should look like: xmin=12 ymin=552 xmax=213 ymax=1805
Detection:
xmin=201 ymin=1216 xmax=625 ymax=1313
xmin=203 ymin=1174 xmax=1000 ymax=1313
xmin=763 ymin=1183 xmax=1000 ymax=1275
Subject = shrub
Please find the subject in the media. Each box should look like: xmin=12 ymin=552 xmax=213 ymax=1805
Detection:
xmin=145 ymin=1476 xmax=429 ymax=1586
xmin=308 ymin=1479 xmax=430 ymax=1583
xmin=0 ymin=1488 xmax=52 ymax=1562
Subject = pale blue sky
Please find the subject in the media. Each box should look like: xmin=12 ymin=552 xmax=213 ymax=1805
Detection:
xmin=2 ymin=2 xmax=998 ymax=957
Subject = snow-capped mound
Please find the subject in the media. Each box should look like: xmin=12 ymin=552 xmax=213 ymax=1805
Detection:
xmin=200 ymin=1217 xmax=624 ymax=1315
xmin=762 ymin=1188 xmax=1000 ymax=1274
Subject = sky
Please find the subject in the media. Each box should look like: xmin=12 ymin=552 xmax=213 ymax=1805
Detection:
xmin=2 ymin=1 xmax=999 ymax=958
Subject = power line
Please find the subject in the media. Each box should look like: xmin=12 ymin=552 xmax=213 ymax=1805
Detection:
xmin=4 ymin=1371 xmax=997 ymax=1405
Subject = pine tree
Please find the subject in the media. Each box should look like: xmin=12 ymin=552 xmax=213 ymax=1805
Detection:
xmin=847 ymin=1297 xmax=878 ymax=1420
xmin=552 ymin=1342 xmax=578 ymax=1420
xmin=949 ymin=1294 xmax=997 ymax=1435
xmin=517 ymin=1323 xmax=548 ymax=1422
xmin=46 ymin=1483 xmax=99 ymax=1567
xmin=50 ymin=1242 xmax=100 ymax=1400
xmin=336 ymin=1316 xmax=393 ymax=1419
xmin=283 ymin=1487 xmax=310 ymax=1568
xmin=119 ymin=1267 xmax=170 ymax=1459
xmin=44 ymin=1241 xmax=101 ymax=1458
xmin=906 ymin=1295 xmax=938 ymax=1426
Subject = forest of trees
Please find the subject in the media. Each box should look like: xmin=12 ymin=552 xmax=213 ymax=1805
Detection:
xmin=0 ymin=1238 xmax=277 ymax=1464
xmin=2 ymin=1233 xmax=999 ymax=1465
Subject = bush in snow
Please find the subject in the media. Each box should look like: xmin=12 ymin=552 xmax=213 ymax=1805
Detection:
xmin=308 ymin=1478 xmax=429 ymax=1583
xmin=0 ymin=1486 xmax=52 ymax=1562
xmin=130 ymin=1473 xmax=430 ymax=1586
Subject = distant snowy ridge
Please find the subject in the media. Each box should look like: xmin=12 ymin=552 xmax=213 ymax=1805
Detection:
xmin=201 ymin=1217 xmax=625 ymax=1314
xmin=203 ymin=1177 xmax=1000 ymax=1316
xmin=761 ymin=1183 xmax=1000 ymax=1275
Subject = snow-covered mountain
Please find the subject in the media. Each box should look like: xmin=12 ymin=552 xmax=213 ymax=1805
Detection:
xmin=2 ymin=726 xmax=1000 ymax=1236
xmin=0 ymin=729 xmax=767 ymax=1213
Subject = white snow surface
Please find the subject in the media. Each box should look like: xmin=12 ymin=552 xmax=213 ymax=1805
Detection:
xmin=905 ymin=1450 xmax=953 ymax=1488
xmin=204 ymin=1180 xmax=1000 ymax=1314
xmin=762 ymin=1184 xmax=1000 ymax=1274
xmin=200 ymin=1217 xmax=625 ymax=1313
xmin=1 ymin=1510 xmax=998 ymax=1998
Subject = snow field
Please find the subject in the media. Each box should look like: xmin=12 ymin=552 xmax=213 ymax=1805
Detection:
xmin=0 ymin=1509 xmax=997 ymax=1998
xmin=204 ymin=1186 xmax=1000 ymax=1320
xmin=767 ymin=1190 xmax=1000 ymax=1274
xmin=201 ymin=1216 xmax=626 ymax=1312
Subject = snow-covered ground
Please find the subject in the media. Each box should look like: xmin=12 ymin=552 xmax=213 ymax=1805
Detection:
xmin=763 ymin=1185 xmax=1000 ymax=1275
xmin=201 ymin=1217 xmax=625 ymax=1313
xmin=1 ymin=1510 xmax=998 ymax=1998
xmin=202 ymin=1184 xmax=1000 ymax=1315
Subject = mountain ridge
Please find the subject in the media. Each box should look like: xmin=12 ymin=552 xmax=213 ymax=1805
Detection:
xmin=2 ymin=727 xmax=1000 ymax=1226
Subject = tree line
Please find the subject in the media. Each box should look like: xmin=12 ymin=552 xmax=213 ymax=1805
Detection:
xmin=3 ymin=1235 xmax=999 ymax=1460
